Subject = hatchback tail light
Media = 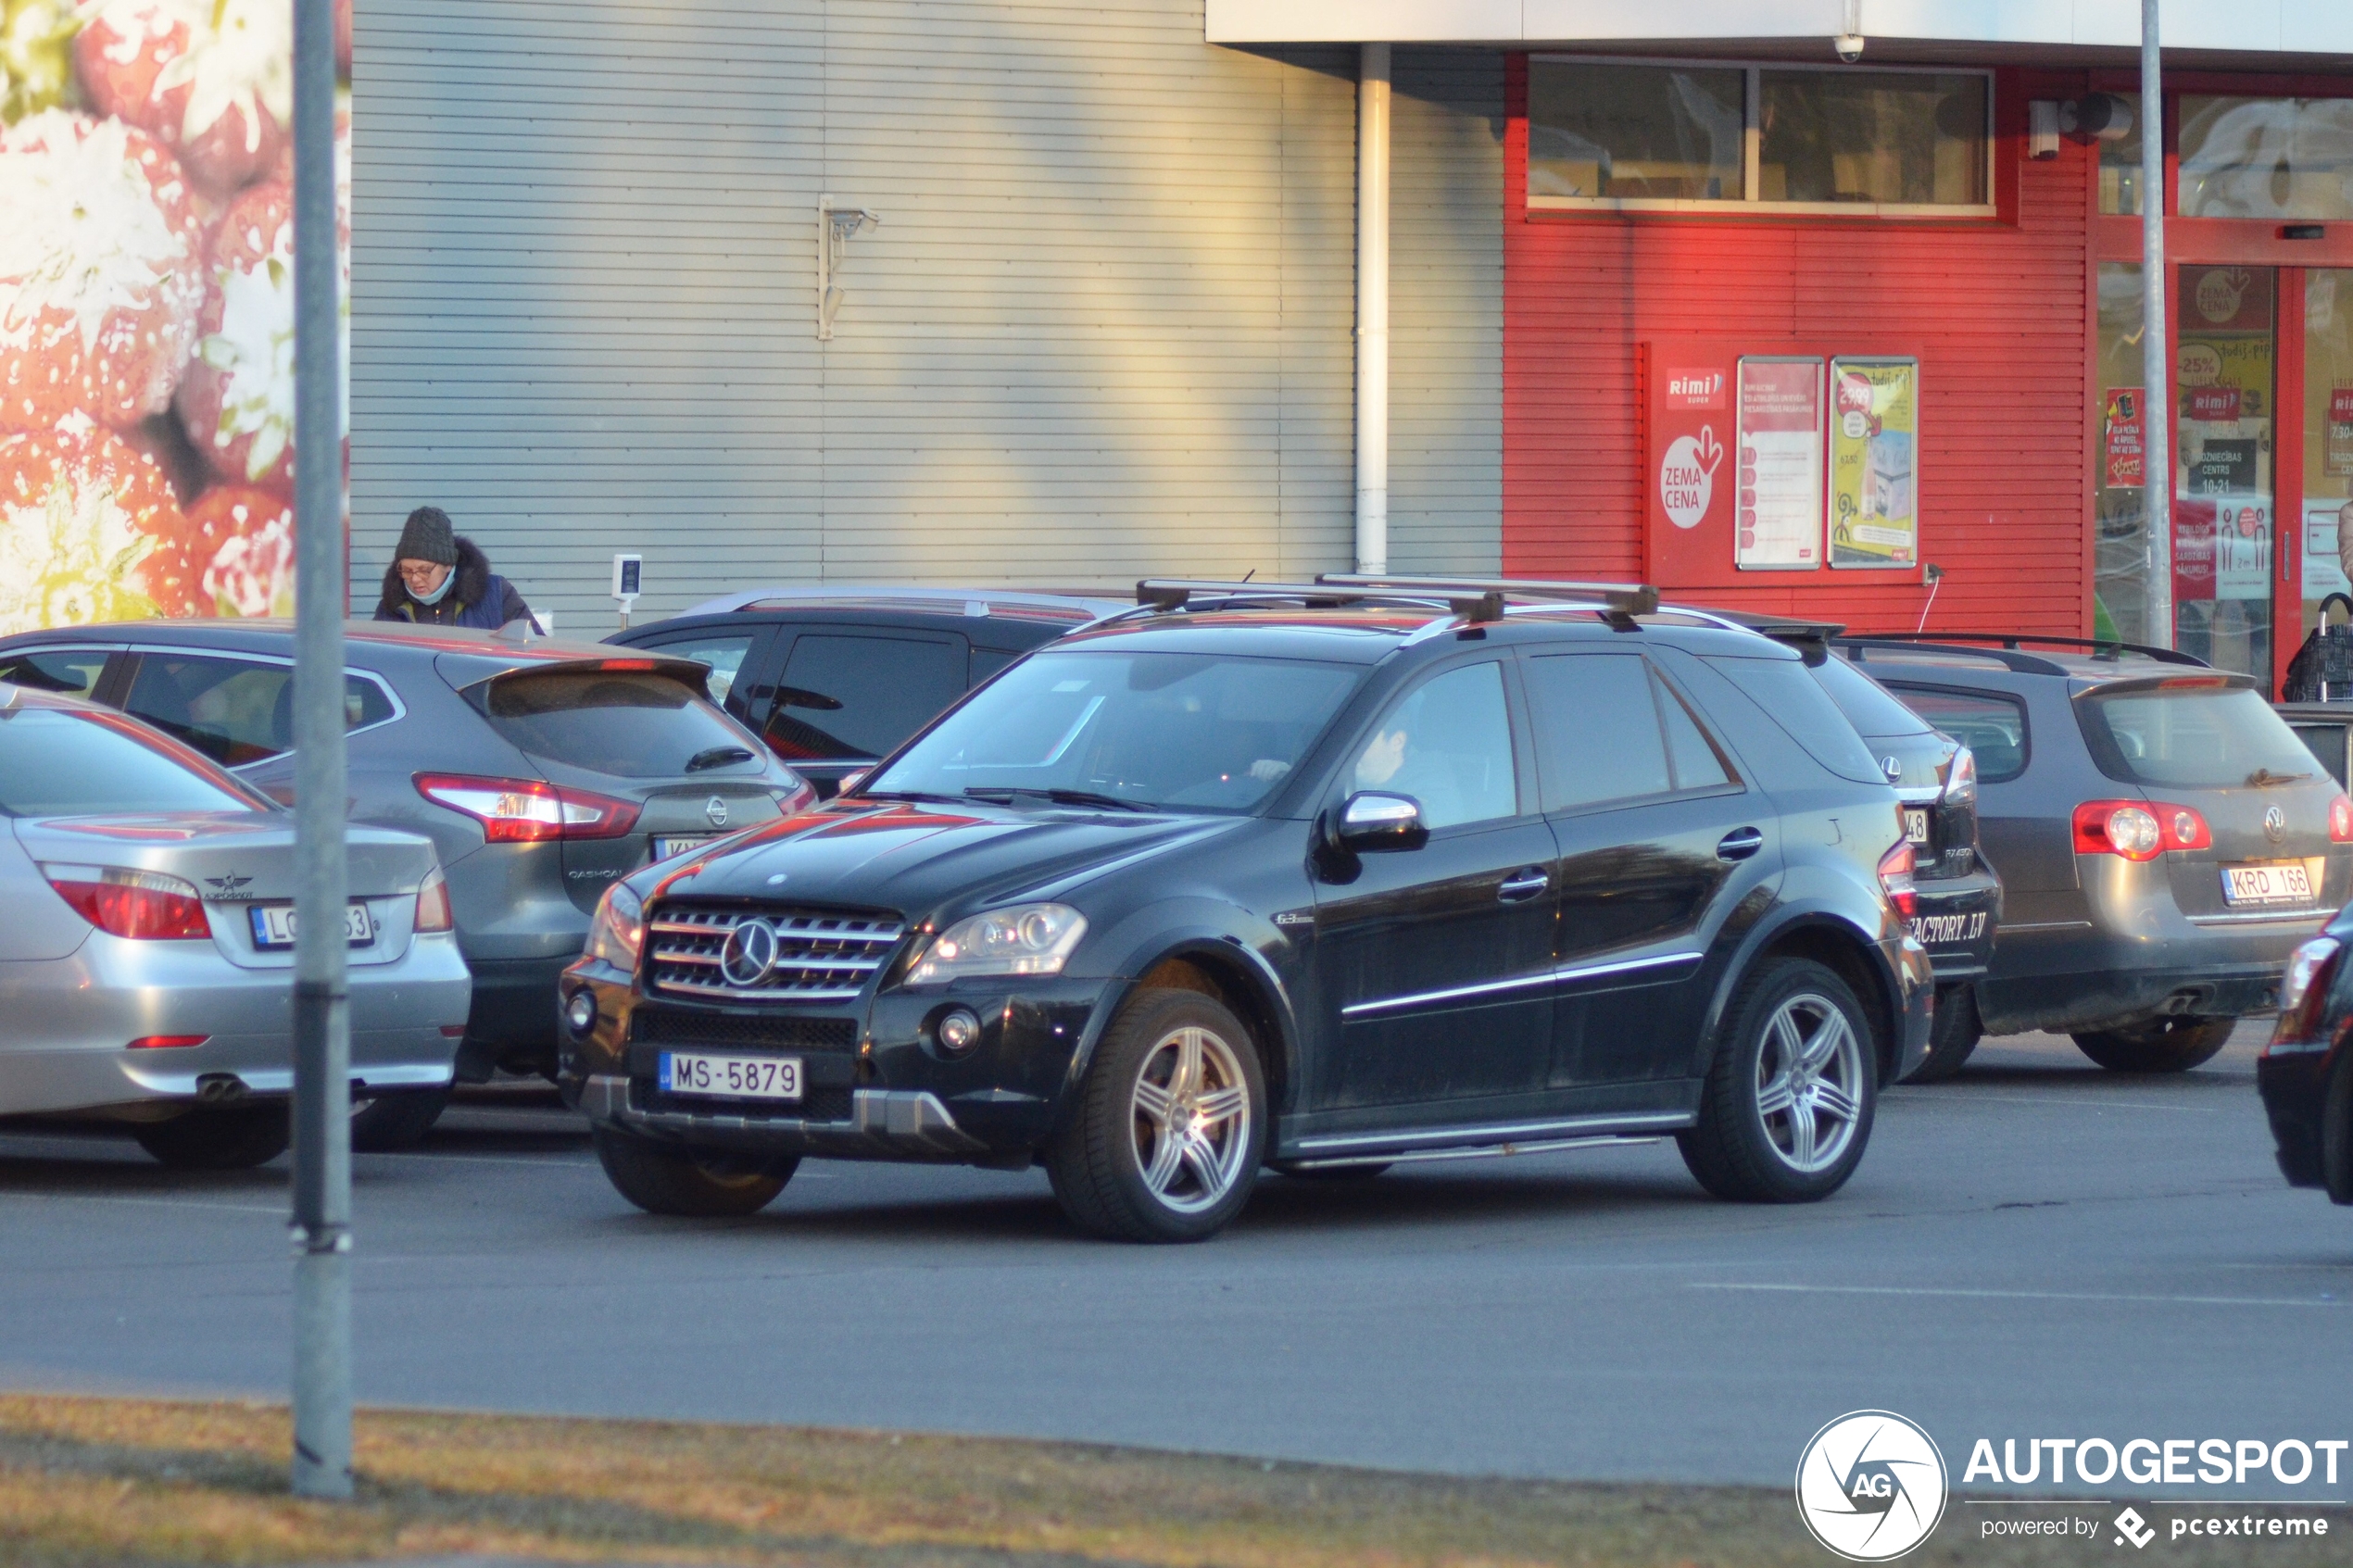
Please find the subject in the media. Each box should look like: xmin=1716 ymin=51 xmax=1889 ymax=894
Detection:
xmin=42 ymin=863 xmax=210 ymax=940
xmin=2331 ymin=796 xmax=2353 ymax=844
xmin=1878 ymin=840 xmax=1917 ymax=921
xmin=129 ymin=1035 xmax=209 ymax=1049
xmin=415 ymin=866 xmax=455 ymax=933
xmin=413 ymin=774 xmax=642 ymax=842
xmin=1940 ymin=745 xmax=1978 ymax=808
xmin=2273 ymin=937 xmax=2346 ymax=1048
xmin=2071 ymin=799 xmax=2208 ymax=861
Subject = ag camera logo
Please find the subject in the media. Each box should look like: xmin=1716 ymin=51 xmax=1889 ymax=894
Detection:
xmin=1796 ymin=1411 xmax=1948 ymax=1561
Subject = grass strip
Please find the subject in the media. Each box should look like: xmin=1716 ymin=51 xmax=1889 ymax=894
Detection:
xmin=0 ymin=1395 xmax=2345 ymax=1567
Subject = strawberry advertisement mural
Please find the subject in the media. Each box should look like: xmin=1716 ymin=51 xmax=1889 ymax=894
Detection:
xmin=0 ymin=0 xmax=348 ymax=632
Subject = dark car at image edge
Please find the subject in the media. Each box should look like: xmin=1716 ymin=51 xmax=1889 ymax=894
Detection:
xmin=558 ymin=576 xmax=1933 ymax=1242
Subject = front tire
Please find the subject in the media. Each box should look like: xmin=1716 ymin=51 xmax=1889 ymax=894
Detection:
xmin=1679 ymin=958 xmax=1876 ymax=1203
xmin=1904 ymin=984 xmax=1982 ymax=1084
xmin=593 ymin=1127 xmax=798 ymax=1217
xmin=2072 ymin=1016 xmax=2236 ymax=1073
xmin=1047 ymin=988 xmax=1266 ymax=1242
xmin=133 ymin=1106 xmax=289 ymax=1170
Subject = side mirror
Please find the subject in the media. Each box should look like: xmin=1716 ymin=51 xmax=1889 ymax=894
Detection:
xmin=1330 ymin=791 xmax=1428 ymax=853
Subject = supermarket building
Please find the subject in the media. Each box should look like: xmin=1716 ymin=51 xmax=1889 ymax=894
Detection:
xmin=357 ymin=2 xmax=2353 ymax=691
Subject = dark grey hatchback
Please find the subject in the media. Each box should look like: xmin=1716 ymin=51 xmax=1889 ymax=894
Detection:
xmin=560 ymin=579 xmax=1932 ymax=1242
xmin=0 ymin=621 xmax=813 ymax=1144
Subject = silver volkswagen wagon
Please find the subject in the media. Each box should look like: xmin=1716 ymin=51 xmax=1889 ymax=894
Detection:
xmin=0 ymin=684 xmax=469 ymax=1168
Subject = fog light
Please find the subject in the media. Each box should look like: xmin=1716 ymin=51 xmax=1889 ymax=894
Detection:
xmin=564 ymin=990 xmax=598 ymax=1037
xmin=935 ymin=1007 xmax=982 ymax=1056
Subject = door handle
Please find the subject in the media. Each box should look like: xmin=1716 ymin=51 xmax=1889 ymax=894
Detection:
xmin=1717 ymin=827 xmax=1765 ymax=862
xmin=1497 ymin=867 xmax=1551 ymax=902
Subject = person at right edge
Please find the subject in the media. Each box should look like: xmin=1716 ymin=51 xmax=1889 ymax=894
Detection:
xmin=373 ymin=505 xmax=544 ymax=632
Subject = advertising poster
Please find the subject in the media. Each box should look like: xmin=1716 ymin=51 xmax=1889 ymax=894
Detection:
xmin=1732 ymin=357 xmax=1822 ymax=571
xmin=2172 ymin=497 xmax=2217 ymax=605
xmin=2103 ymin=387 xmax=2144 ymax=488
xmin=0 ymin=0 xmax=351 ymax=634
xmin=2329 ymin=387 xmax=2353 ymax=478
xmin=2208 ymin=496 xmax=2272 ymax=600
xmin=1828 ymin=358 xmax=1919 ymax=569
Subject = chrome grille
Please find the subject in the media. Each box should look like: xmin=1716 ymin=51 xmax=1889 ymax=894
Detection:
xmin=648 ymin=903 xmax=905 ymax=1002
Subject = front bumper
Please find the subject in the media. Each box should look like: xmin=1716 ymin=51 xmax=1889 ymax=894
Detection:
xmin=558 ymin=961 xmax=1114 ymax=1163
xmin=0 ymin=930 xmax=470 ymax=1118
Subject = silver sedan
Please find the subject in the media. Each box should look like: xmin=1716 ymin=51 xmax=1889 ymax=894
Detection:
xmin=0 ymin=684 xmax=469 ymax=1167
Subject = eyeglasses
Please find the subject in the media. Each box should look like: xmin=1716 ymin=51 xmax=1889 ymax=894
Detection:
xmin=397 ymin=562 xmax=447 ymax=582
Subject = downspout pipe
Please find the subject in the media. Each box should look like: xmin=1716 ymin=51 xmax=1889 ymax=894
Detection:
xmin=1356 ymin=42 xmax=1390 ymax=574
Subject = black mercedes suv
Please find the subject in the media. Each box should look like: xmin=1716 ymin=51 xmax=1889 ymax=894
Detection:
xmin=559 ymin=578 xmax=1933 ymax=1242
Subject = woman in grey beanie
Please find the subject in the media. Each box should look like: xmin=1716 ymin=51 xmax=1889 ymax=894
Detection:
xmin=373 ymin=506 xmax=541 ymax=631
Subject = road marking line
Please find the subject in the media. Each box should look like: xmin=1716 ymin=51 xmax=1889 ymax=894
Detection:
xmin=1693 ymin=1282 xmax=2341 ymax=1310
xmin=0 ymin=1192 xmax=282 ymax=1216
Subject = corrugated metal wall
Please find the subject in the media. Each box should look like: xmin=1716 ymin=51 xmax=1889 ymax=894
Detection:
xmin=349 ymin=1 xmax=1503 ymax=628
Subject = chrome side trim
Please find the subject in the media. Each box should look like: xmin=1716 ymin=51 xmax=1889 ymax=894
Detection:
xmin=1293 ymin=1109 xmax=1692 ymax=1155
xmin=1995 ymin=920 xmax=2094 ymax=934
xmin=1290 ymin=1134 xmax=1665 ymax=1171
xmin=1340 ymin=949 xmax=1704 ymax=1020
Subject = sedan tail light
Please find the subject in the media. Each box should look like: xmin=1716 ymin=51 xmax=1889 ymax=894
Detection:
xmin=2071 ymin=799 xmax=2209 ymax=861
xmin=413 ymin=774 xmax=642 ymax=842
xmin=2331 ymin=796 xmax=2353 ymax=844
xmin=415 ymin=866 xmax=455 ymax=933
xmin=2273 ymin=937 xmax=2346 ymax=1048
xmin=129 ymin=1035 xmax=209 ymax=1049
xmin=1877 ymin=840 xmax=1917 ymax=921
xmin=42 ymin=863 xmax=210 ymax=940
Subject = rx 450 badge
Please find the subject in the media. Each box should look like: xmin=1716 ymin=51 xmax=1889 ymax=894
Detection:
xmin=1796 ymin=1411 xmax=1949 ymax=1561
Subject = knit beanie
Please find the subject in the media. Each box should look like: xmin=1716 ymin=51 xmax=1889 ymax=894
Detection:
xmin=395 ymin=506 xmax=459 ymax=567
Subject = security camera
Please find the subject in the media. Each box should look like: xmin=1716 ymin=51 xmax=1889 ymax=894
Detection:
xmin=1834 ymin=33 xmax=1865 ymax=62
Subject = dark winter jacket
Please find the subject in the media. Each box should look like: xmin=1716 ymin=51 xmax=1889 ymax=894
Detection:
xmin=372 ymin=537 xmax=541 ymax=632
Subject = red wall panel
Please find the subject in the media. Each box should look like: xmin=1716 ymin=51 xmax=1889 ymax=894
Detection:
xmin=1502 ymin=57 xmax=2095 ymax=636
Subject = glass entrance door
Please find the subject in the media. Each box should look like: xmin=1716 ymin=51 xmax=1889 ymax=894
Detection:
xmin=2299 ymin=271 xmax=2353 ymax=648
xmin=2172 ymin=266 xmax=2278 ymax=688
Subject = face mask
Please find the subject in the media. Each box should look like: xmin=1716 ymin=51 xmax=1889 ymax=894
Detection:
xmin=410 ymin=568 xmax=456 ymax=606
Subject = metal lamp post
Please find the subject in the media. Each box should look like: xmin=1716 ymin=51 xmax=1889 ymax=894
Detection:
xmin=288 ymin=0 xmax=353 ymax=1500
xmin=2141 ymin=0 xmax=2172 ymax=649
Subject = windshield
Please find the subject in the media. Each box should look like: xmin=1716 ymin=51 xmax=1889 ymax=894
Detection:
xmin=0 ymin=709 xmax=267 ymax=817
xmin=864 ymin=648 xmax=1363 ymax=813
xmin=475 ymin=670 xmax=772 ymax=780
xmin=2078 ymin=682 xmax=2319 ymax=788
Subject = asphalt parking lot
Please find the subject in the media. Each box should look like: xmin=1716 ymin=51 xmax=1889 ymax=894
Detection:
xmin=1 ymin=1021 xmax=2345 ymax=1488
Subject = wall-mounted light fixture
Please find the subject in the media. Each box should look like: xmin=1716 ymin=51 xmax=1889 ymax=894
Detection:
xmin=817 ymin=194 xmax=880 ymax=341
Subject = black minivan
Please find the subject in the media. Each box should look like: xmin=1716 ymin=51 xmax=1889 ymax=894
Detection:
xmin=560 ymin=579 xmax=1933 ymax=1241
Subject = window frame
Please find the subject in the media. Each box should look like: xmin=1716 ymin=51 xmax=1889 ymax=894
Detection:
xmin=1526 ymin=55 xmax=1996 ymax=220
xmin=1327 ymin=654 xmax=1539 ymax=834
xmin=91 ymin=646 xmax=406 ymax=769
xmin=1877 ymin=681 xmax=2033 ymax=784
xmin=1518 ymin=649 xmax=1746 ymax=819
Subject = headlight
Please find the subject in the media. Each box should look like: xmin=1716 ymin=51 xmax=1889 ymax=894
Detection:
xmin=584 ymin=883 xmax=646 ymax=970
xmin=906 ymin=902 xmax=1086 ymax=985
xmin=1941 ymin=744 xmax=1978 ymax=808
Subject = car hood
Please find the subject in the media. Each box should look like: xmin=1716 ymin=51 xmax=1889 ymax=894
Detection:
xmin=644 ymin=800 xmax=1244 ymax=922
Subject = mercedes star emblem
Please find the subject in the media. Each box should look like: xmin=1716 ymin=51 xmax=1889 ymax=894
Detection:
xmin=2265 ymin=805 xmax=2286 ymax=843
xmin=719 ymin=919 xmax=778 ymax=987
xmin=705 ymin=795 xmax=730 ymax=828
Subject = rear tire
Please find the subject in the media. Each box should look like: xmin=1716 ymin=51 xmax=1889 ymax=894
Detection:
xmin=133 ymin=1106 xmax=289 ymax=1170
xmin=1047 ymin=988 xmax=1265 ymax=1243
xmin=1904 ymin=985 xmax=1982 ymax=1085
xmin=349 ymin=1087 xmax=450 ymax=1152
xmin=593 ymin=1127 xmax=797 ymax=1217
xmin=2070 ymin=1016 xmax=2236 ymax=1073
xmin=1679 ymin=957 xmax=1876 ymax=1203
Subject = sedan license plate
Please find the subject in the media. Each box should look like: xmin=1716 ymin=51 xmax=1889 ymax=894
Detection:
xmin=249 ymin=902 xmax=373 ymax=948
xmin=659 ymin=1051 xmax=802 ymax=1102
xmin=1903 ymin=808 xmax=1931 ymax=847
xmin=651 ymin=834 xmax=720 ymax=861
xmin=2221 ymin=862 xmax=2314 ymax=907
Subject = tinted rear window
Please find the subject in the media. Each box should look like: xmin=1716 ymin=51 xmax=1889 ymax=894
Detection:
xmin=478 ymin=671 xmax=765 ymax=779
xmin=1812 ymin=655 xmax=1931 ymax=740
xmin=0 ymin=709 xmax=261 ymax=816
xmin=2079 ymin=682 xmax=2320 ymax=789
xmin=1701 ymin=656 xmax=1888 ymax=784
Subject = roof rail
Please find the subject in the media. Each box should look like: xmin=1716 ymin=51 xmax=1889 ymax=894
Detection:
xmin=1132 ymin=578 xmax=1504 ymax=622
xmin=1317 ymin=573 xmax=1659 ymax=623
xmin=1838 ymin=632 xmax=2209 ymax=669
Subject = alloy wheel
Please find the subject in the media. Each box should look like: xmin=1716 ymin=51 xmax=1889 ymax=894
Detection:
xmin=1129 ymin=1023 xmax=1252 ymax=1213
xmin=1753 ymin=992 xmax=1865 ymax=1174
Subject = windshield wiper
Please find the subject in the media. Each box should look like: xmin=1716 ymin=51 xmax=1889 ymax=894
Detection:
xmin=2248 ymin=768 xmax=2316 ymax=788
xmin=685 ymin=746 xmax=756 ymax=772
xmin=963 ymin=786 xmax=1151 ymax=812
